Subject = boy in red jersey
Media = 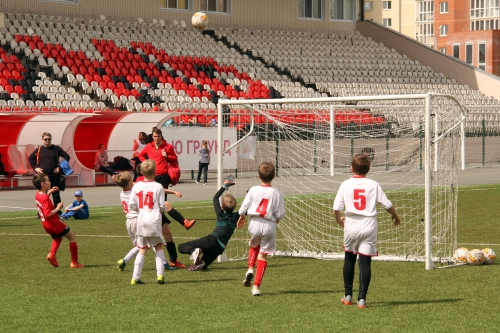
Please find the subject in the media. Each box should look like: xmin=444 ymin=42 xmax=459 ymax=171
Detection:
xmin=138 ymin=128 xmax=196 ymax=235
xmin=333 ymin=153 xmax=400 ymax=309
xmin=237 ymin=162 xmax=285 ymax=296
xmin=32 ymin=173 xmax=83 ymax=269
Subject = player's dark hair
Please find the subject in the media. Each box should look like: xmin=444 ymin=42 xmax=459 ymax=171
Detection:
xmin=115 ymin=171 xmax=132 ymax=189
xmin=222 ymin=194 xmax=237 ymax=212
xmin=152 ymin=128 xmax=162 ymax=137
xmin=352 ymin=153 xmax=371 ymax=175
xmin=258 ymin=162 xmax=275 ymax=183
xmin=135 ymin=163 xmax=142 ymax=176
xmin=32 ymin=173 xmax=48 ymax=190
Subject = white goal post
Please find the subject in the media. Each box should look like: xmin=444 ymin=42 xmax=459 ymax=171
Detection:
xmin=216 ymin=93 xmax=467 ymax=270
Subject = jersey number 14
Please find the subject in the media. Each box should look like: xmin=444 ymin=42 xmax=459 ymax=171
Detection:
xmin=137 ymin=191 xmax=154 ymax=209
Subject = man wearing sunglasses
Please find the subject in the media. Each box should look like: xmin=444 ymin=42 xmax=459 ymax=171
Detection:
xmin=28 ymin=132 xmax=71 ymax=210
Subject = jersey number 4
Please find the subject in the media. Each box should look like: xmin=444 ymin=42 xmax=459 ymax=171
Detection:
xmin=256 ymin=198 xmax=269 ymax=217
xmin=137 ymin=191 xmax=154 ymax=209
xmin=353 ymin=189 xmax=366 ymax=210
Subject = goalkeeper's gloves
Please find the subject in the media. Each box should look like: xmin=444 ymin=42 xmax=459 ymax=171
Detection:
xmin=223 ymin=175 xmax=235 ymax=190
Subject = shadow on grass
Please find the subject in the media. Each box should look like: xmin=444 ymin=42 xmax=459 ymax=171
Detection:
xmin=266 ymin=289 xmax=337 ymax=296
xmin=207 ymin=262 xmax=302 ymax=271
xmin=167 ymin=278 xmax=235 ymax=284
xmin=373 ymin=298 xmax=463 ymax=306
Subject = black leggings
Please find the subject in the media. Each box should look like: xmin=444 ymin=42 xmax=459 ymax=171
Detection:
xmin=343 ymin=251 xmax=372 ymax=301
xmin=178 ymin=235 xmax=224 ymax=268
xmin=196 ymin=162 xmax=208 ymax=183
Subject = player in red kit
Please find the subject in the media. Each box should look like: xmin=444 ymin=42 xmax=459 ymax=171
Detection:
xmin=33 ymin=173 xmax=83 ymax=269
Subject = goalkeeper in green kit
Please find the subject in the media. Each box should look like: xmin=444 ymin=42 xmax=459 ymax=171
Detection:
xmin=178 ymin=175 xmax=239 ymax=271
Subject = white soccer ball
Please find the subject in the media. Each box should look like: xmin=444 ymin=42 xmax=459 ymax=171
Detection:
xmin=453 ymin=247 xmax=469 ymax=264
xmin=467 ymin=248 xmax=485 ymax=265
xmin=192 ymin=12 xmax=208 ymax=30
xmin=482 ymin=248 xmax=496 ymax=265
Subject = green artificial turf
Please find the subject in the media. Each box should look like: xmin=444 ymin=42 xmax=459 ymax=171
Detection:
xmin=0 ymin=185 xmax=499 ymax=332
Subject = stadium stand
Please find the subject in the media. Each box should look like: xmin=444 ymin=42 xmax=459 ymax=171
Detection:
xmin=0 ymin=12 xmax=499 ymax=145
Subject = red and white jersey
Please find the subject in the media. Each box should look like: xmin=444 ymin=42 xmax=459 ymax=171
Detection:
xmin=333 ymin=175 xmax=393 ymax=217
xmin=128 ymin=179 xmax=165 ymax=237
xmin=35 ymin=192 xmax=67 ymax=235
xmin=239 ymin=184 xmax=285 ymax=222
xmin=120 ymin=189 xmax=138 ymax=219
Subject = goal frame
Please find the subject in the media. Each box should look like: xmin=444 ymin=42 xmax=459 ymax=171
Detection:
xmin=216 ymin=93 xmax=467 ymax=270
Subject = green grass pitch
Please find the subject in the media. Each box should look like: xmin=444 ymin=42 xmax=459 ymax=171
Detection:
xmin=0 ymin=185 xmax=499 ymax=332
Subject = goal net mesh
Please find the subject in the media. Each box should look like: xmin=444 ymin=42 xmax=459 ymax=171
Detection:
xmin=219 ymin=94 xmax=462 ymax=265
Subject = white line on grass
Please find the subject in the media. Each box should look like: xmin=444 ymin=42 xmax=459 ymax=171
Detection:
xmin=0 ymin=206 xmax=37 ymax=210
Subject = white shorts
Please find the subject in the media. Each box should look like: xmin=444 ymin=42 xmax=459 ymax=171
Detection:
xmin=126 ymin=217 xmax=137 ymax=245
xmin=248 ymin=217 xmax=277 ymax=254
xmin=136 ymin=236 xmax=164 ymax=249
xmin=343 ymin=215 xmax=378 ymax=256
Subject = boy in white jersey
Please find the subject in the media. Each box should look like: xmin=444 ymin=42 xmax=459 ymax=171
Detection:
xmin=333 ymin=153 xmax=400 ymax=308
xmin=115 ymin=171 xmax=181 ymax=271
xmin=128 ymin=160 xmax=167 ymax=285
xmin=115 ymin=172 xmax=141 ymax=271
xmin=237 ymin=162 xmax=285 ymax=296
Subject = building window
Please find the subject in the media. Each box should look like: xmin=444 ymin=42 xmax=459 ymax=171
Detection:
xmin=38 ymin=0 xmax=78 ymax=3
xmin=470 ymin=18 xmax=499 ymax=30
xmin=365 ymin=1 xmax=373 ymax=10
xmin=453 ymin=44 xmax=460 ymax=59
xmin=478 ymin=42 xmax=486 ymax=70
xmin=440 ymin=47 xmax=447 ymax=54
xmin=465 ymin=43 xmax=473 ymax=64
xmin=200 ymin=0 xmax=231 ymax=13
xmin=383 ymin=18 xmax=392 ymax=27
xmin=159 ymin=0 xmax=191 ymax=10
xmin=471 ymin=0 xmax=499 ymax=18
xmin=416 ymin=23 xmax=434 ymax=45
xmin=416 ymin=0 xmax=434 ymax=22
xmin=329 ymin=0 xmax=356 ymax=21
xmin=439 ymin=2 xmax=448 ymax=13
xmin=299 ymin=0 xmax=324 ymax=19
xmin=439 ymin=24 xmax=448 ymax=36
xmin=383 ymin=1 xmax=392 ymax=9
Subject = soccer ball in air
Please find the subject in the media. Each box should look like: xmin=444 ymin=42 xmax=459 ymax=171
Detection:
xmin=482 ymin=248 xmax=496 ymax=265
xmin=467 ymin=249 xmax=485 ymax=265
xmin=453 ymin=247 xmax=469 ymax=264
xmin=192 ymin=12 xmax=208 ymax=30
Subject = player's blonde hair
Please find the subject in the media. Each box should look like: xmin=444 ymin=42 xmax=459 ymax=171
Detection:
xmin=352 ymin=153 xmax=371 ymax=175
xmin=258 ymin=162 xmax=275 ymax=183
xmin=115 ymin=171 xmax=132 ymax=189
xmin=222 ymin=194 xmax=237 ymax=213
xmin=140 ymin=159 xmax=156 ymax=179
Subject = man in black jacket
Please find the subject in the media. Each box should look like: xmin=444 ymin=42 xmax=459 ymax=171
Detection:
xmin=28 ymin=132 xmax=71 ymax=209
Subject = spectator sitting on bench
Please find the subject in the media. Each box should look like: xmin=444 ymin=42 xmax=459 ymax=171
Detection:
xmin=94 ymin=144 xmax=117 ymax=181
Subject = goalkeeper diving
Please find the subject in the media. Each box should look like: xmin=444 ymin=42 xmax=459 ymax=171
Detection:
xmin=178 ymin=175 xmax=239 ymax=271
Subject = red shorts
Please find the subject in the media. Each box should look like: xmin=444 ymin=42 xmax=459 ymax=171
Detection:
xmin=42 ymin=220 xmax=68 ymax=236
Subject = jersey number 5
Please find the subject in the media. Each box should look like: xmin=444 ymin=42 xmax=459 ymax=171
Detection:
xmin=137 ymin=191 xmax=154 ymax=209
xmin=256 ymin=198 xmax=269 ymax=217
xmin=353 ymin=189 xmax=366 ymax=210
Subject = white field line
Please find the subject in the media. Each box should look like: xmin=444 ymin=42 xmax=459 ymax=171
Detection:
xmin=0 ymin=231 xmax=497 ymax=247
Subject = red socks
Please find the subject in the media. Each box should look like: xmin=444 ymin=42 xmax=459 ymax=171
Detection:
xmin=50 ymin=238 xmax=63 ymax=255
xmin=248 ymin=245 xmax=260 ymax=268
xmin=254 ymin=259 xmax=267 ymax=287
xmin=69 ymin=241 xmax=79 ymax=263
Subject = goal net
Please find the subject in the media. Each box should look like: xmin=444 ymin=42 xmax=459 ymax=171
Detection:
xmin=216 ymin=94 xmax=466 ymax=269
